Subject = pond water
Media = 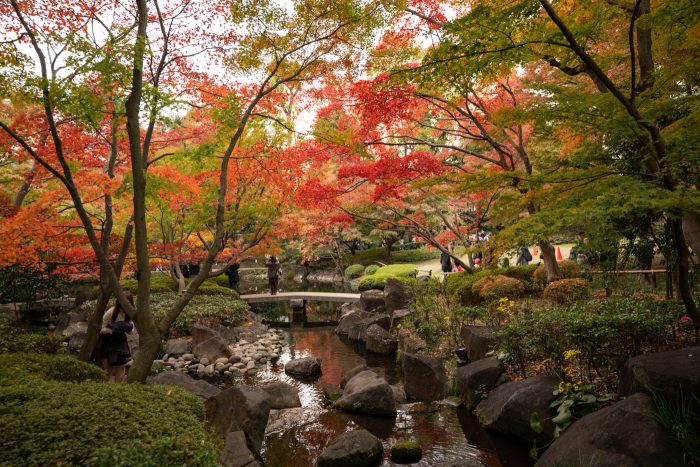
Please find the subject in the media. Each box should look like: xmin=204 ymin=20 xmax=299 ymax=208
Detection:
xmin=240 ymin=327 xmax=532 ymax=467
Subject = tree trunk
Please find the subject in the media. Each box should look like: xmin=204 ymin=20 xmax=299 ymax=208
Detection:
xmin=672 ymin=218 xmax=700 ymax=331
xmin=682 ymin=211 xmax=700 ymax=262
xmin=78 ymin=286 xmax=111 ymax=360
xmin=538 ymin=240 xmax=561 ymax=282
xmin=127 ymin=317 xmax=162 ymax=382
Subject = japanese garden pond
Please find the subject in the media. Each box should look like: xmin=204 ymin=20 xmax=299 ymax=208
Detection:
xmin=238 ymin=327 xmax=532 ymax=466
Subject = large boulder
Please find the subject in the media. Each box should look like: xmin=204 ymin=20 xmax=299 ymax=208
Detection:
xmin=191 ymin=323 xmax=222 ymax=347
xmin=285 ymin=356 xmax=322 ymax=377
xmin=317 ymin=429 xmax=383 ymax=467
xmin=359 ymin=290 xmax=386 ymax=313
xmin=193 ymin=336 xmax=232 ymax=362
xmin=456 ymin=357 xmax=504 ymax=409
xmin=364 ymin=324 xmax=398 ymax=355
xmin=334 ymin=370 xmax=396 ymax=417
xmin=340 ymin=364 xmax=369 ymax=389
xmin=402 ymin=352 xmax=448 ymax=402
xmin=165 ymin=337 xmax=191 ymax=358
xmin=460 ymin=325 xmax=498 ymax=362
xmin=335 ymin=310 xmax=373 ymax=337
xmin=220 ymin=430 xmax=260 ymax=467
xmin=147 ymin=370 xmax=221 ymax=400
xmin=619 ymin=346 xmax=700 ymax=404
xmin=384 ymin=278 xmax=412 ymax=312
xmin=475 ymin=375 xmax=559 ymax=444
xmin=63 ymin=322 xmax=88 ymax=351
xmin=538 ymin=393 xmax=685 ymax=467
xmin=205 ymin=385 xmax=272 ymax=455
xmin=261 ymin=381 xmax=301 ymax=409
xmin=347 ymin=314 xmax=391 ymax=342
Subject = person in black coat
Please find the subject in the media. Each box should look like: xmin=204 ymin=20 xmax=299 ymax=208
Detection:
xmin=266 ymin=255 xmax=281 ymax=295
xmin=440 ymin=251 xmax=453 ymax=273
xmin=98 ymin=292 xmax=134 ymax=383
xmin=225 ymin=262 xmax=241 ymax=292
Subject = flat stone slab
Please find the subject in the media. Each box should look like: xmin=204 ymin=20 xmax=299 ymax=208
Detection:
xmin=240 ymin=292 xmax=360 ymax=303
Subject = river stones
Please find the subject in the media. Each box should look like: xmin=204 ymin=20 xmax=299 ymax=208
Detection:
xmin=537 ymin=393 xmax=686 ymax=467
xmin=340 ymin=364 xmax=369 ymax=389
xmin=220 ymin=430 xmax=260 ymax=467
xmin=384 ymin=278 xmax=412 ymax=312
xmin=390 ymin=441 xmax=422 ymax=463
xmin=402 ymin=352 xmax=448 ymax=403
xmin=285 ymin=356 xmax=322 ymax=377
xmin=205 ymin=385 xmax=272 ymax=455
xmin=193 ymin=336 xmax=232 ymax=362
xmin=262 ymin=381 xmax=301 ymax=409
xmin=475 ymin=375 xmax=559 ymax=444
xmin=359 ymin=290 xmax=386 ymax=313
xmin=147 ymin=370 xmax=221 ymax=400
xmin=317 ymin=429 xmax=383 ymax=467
xmin=164 ymin=337 xmax=191 ymax=357
xmin=334 ymin=370 xmax=396 ymax=417
xmin=364 ymin=324 xmax=398 ymax=355
xmin=460 ymin=325 xmax=499 ymax=362
xmin=456 ymin=357 xmax=504 ymax=409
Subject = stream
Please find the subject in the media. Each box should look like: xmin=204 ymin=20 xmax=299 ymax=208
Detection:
xmin=239 ymin=327 xmax=532 ymax=467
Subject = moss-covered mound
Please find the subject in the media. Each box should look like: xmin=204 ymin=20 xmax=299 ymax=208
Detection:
xmin=543 ymin=278 xmax=591 ymax=304
xmin=0 ymin=353 xmax=104 ymax=385
xmin=0 ymin=379 xmax=221 ymax=466
xmin=357 ymin=264 xmax=416 ymax=291
xmin=390 ymin=441 xmax=423 ymax=463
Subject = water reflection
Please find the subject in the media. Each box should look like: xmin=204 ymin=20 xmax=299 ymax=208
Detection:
xmin=249 ymin=327 xmax=531 ymax=466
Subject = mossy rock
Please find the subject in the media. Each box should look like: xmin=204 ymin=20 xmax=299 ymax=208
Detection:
xmin=390 ymin=441 xmax=423 ymax=463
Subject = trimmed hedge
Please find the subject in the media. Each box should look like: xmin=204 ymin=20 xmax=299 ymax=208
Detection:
xmin=0 ymin=353 xmax=104 ymax=385
xmin=543 ymin=278 xmax=591 ymax=304
xmin=364 ymin=265 xmax=380 ymax=276
xmin=357 ymin=264 xmax=416 ymax=291
xmin=533 ymin=260 xmax=580 ymax=283
xmin=149 ymin=293 xmax=249 ymax=333
xmin=344 ymin=264 xmax=366 ymax=280
xmin=472 ymin=275 xmax=525 ymax=301
xmin=0 ymin=379 xmax=221 ymax=466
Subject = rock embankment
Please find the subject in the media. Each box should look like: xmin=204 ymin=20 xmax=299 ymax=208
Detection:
xmin=153 ymin=328 xmax=284 ymax=378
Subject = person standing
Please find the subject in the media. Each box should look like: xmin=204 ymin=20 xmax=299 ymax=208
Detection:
xmin=225 ymin=261 xmax=241 ymax=292
xmin=266 ymin=255 xmax=281 ymax=295
xmin=99 ymin=292 xmax=134 ymax=383
xmin=515 ymin=246 xmax=532 ymax=266
xmin=440 ymin=251 xmax=453 ymax=274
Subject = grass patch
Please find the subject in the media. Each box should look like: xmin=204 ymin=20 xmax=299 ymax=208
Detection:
xmin=357 ymin=264 xmax=417 ymax=291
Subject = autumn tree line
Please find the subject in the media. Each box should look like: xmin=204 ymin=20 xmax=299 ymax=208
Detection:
xmin=1 ymin=0 xmax=698 ymax=381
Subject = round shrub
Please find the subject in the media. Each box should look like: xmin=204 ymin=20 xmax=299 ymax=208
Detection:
xmin=0 ymin=353 xmax=104 ymax=385
xmin=0 ymin=380 xmax=221 ymax=466
xmin=195 ymin=283 xmax=237 ymax=297
xmin=472 ymin=275 xmax=525 ymax=301
xmin=543 ymin=278 xmax=591 ymax=304
xmin=364 ymin=265 xmax=380 ymax=276
xmin=445 ymin=270 xmax=489 ymax=305
xmin=0 ymin=318 xmax=66 ymax=353
xmin=357 ymin=264 xmax=416 ymax=291
xmin=498 ymin=264 xmax=538 ymax=283
xmin=533 ymin=260 xmax=580 ymax=283
xmin=344 ymin=263 xmax=366 ymax=280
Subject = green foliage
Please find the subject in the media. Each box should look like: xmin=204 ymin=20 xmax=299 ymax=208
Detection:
xmin=543 ymin=278 xmax=591 ymax=305
xmin=0 ymin=265 xmax=66 ymax=312
xmin=116 ymin=274 xmax=178 ymax=294
xmin=496 ymin=298 xmax=680 ymax=380
xmin=357 ymin=264 xmax=417 ymax=291
xmin=194 ymin=283 xmax=238 ymax=297
xmin=549 ymin=383 xmax=613 ymax=438
xmin=533 ymin=260 xmax=581 ymax=283
xmin=652 ymin=391 xmax=700 ymax=463
xmin=0 ymin=379 xmax=221 ymax=466
xmin=472 ymin=275 xmax=525 ymax=301
xmin=148 ymin=293 xmax=249 ymax=333
xmin=444 ymin=270 xmax=490 ymax=305
xmin=0 ymin=318 xmax=66 ymax=353
xmin=499 ymin=264 xmax=539 ymax=284
xmin=364 ymin=264 xmax=380 ymax=275
xmin=0 ymin=353 xmax=104 ymax=385
xmin=344 ymin=263 xmax=366 ymax=279
xmin=391 ymin=247 xmax=441 ymax=262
